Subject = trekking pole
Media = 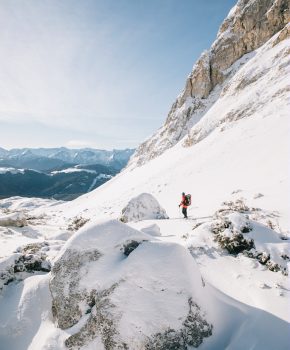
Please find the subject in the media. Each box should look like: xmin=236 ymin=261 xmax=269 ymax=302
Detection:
xmin=179 ymin=205 xmax=182 ymax=218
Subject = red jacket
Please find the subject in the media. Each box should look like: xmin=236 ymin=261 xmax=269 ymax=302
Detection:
xmin=180 ymin=194 xmax=188 ymax=208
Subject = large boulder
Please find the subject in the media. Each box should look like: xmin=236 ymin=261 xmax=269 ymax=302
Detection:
xmin=120 ymin=193 xmax=169 ymax=223
xmin=49 ymin=219 xmax=213 ymax=349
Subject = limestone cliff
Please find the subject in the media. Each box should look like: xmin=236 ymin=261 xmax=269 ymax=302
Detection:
xmin=129 ymin=0 xmax=290 ymax=168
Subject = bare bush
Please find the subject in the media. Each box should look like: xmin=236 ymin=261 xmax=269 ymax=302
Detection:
xmin=68 ymin=216 xmax=90 ymax=232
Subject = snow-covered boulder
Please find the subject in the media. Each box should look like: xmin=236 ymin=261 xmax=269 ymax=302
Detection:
xmin=120 ymin=193 xmax=169 ymax=223
xmin=208 ymin=203 xmax=290 ymax=275
xmin=49 ymin=219 xmax=213 ymax=349
xmin=0 ymin=242 xmax=51 ymax=292
xmin=0 ymin=212 xmax=27 ymax=227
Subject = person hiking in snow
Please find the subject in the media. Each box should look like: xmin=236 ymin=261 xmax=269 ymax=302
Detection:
xmin=179 ymin=192 xmax=188 ymax=219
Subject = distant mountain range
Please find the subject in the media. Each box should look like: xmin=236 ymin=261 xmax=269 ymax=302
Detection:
xmin=0 ymin=147 xmax=134 ymax=200
xmin=0 ymin=147 xmax=134 ymax=171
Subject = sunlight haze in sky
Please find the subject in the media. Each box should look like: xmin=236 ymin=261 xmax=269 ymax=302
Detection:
xmin=0 ymin=0 xmax=237 ymax=150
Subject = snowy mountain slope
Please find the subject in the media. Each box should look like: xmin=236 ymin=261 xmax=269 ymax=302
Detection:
xmin=52 ymin=25 xmax=290 ymax=229
xmin=129 ymin=0 xmax=289 ymax=167
xmin=183 ymin=26 xmax=290 ymax=149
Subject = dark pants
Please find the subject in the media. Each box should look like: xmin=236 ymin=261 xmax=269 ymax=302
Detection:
xmin=182 ymin=207 xmax=188 ymax=218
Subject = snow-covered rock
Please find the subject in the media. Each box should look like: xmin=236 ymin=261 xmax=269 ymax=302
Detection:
xmin=50 ymin=219 xmax=213 ymax=349
xmin=184 ymin=25 xmax=289 ymax=147
xmin=0 ymin=242 xmax=51 ymax=292
xmin=0 ymin=211 xmax=27 ymax=227
xmin=120 ymin=193 xmax=169 ymax=223
xmin=194 ymin=202 xmax=290 ymax=276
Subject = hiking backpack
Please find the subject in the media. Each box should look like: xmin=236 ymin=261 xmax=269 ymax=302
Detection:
xmin=184 ymin=194 xmax=191 ymax=206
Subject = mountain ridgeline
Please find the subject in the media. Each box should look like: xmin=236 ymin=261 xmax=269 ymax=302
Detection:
xmin=0 ymin=147 xmax=134 ymax=200
xmin=0 ymin=147 xmax=134 ymax=171
xmin=128 ymin=0 xmax=289 ymax=168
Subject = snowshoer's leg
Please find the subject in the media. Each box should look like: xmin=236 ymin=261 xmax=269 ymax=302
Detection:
xmin=182 ymin=207 xmax=188 ymax=219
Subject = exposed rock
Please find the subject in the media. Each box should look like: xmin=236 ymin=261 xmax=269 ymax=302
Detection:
xmin=211 ymin=213 xmax=254 ymax=255
xmin=210 ymin=0 xmax=289 ymax=86
xmin=64 ymin=284 xmax=121 ymax=349
xmin=145 ymin=298 xmax=213 ymax=349
xmin=208 ymin=202 xmax=289 ymax=275
xmin=178 ymin=51 xmax=212 ymax=106
xmin=244 ymin=249 xmax=287 ymax=274
xmin=214 ymin=198 xmax=251 ymax=217
xmin=129 ymin=0 xmax=290 ymax=167
xmin=0 ymin=211 xmax=27 ymax=227
xmin=272 ymin=22 xmax=290 ymax=45
xmin=120 ymin=193 xmax=169 ymax=223
xmin=50 ymin=248 xmax=102 ymax=329
xmin=121 ymin=240 xmax=144 ymax=256
xmin=0 ymin=242 xmax=51 ymax=292
xmin=49 ymin=219 xmax=212 ymax=349
xmin=16 ymin=241 xmax=49 ymax=255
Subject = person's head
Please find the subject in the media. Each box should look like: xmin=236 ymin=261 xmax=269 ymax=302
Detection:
xmin=182 ymin=192 xmax=185 ymax=196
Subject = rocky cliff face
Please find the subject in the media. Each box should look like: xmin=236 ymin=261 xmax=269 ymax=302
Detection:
xmin=129 ymin=0 xmax=290 ymax=168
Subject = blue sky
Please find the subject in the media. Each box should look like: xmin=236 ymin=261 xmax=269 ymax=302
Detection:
xmin=0 ymin=0 xmax=237 ymax=150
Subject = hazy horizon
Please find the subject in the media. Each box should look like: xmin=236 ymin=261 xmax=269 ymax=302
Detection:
xmin=0 ymin=145 xmax=135 ymax=152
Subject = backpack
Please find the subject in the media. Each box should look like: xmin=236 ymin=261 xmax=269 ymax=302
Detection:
xmin=184 ymin=194 xmax=191 ymax=206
